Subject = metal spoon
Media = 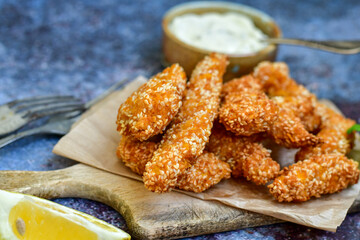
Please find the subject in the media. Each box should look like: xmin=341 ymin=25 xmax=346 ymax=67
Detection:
xmin=263 ymin=38 xmax=360 ymax=54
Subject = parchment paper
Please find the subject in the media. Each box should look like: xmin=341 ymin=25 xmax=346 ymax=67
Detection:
xmin=53 ymin=76 xmax=360 ymax=232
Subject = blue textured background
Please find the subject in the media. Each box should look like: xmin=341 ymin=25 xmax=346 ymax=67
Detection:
xmin=0 ymin=0 xmax=360 ymax=239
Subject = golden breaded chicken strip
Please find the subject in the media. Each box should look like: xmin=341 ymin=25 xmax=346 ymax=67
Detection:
xmin=219 ymin=91 xmax=278 ymax=136
xmin=207 ymin=122 xmax=280 ymax=185
xmin=143 ymin=53 xmax=228 ymax=192
xmin=177 ymin=151 xmax=231 ymax=192
xmin=268 ymin=154 xmax=359 ymax=202
xmin=116 ymin=135 xmax=159 ymax=175
xmin=269 ymin=97 xmax=320 ymax=148
xmin=254 ymin=61 xmax=321 ymax=132
xmin=117 ymin=136 xmax=231 ymax=192
xmin=116 ymin=64 xmax=186 ymax=141
xmin=280 ymin=95 xmax=321 ymax=133
xmin=295 ymin=103 xmax=355 ymax=161
xmin=221 ymin=75 xmax=263 ymax=97
xmin=171 ymin=53 xmax=228 ymax=125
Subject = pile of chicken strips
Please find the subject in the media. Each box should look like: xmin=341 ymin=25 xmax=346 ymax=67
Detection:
xmin=116 ymin=53 xmax=359 ymax=202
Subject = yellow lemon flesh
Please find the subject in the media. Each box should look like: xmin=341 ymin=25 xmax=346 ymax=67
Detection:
xmin=0 ymin=190 xmax=130 ymax=240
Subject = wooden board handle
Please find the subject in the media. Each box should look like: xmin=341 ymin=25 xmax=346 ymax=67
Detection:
xmin=1 ymin=165 xmax=77 ymax=199
xmin=0 ymin=164 xmax=145 ymax=208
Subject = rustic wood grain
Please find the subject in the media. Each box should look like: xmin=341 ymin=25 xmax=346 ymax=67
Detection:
xmin=0 ymin=163 xmax=359 ymax=240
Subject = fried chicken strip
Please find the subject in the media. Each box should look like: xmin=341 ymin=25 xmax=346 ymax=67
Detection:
xmin=143 ymin=53 xmax=228 ymax=192
xmin=252 ymin=62 xmax=321 ymax=147
xmin=219 ymin=75 xmax=278 ymax=136
xmin=116 ymin=135 xmax=159 ymax=175
xmin=172 ymin=53 xmax=228 ymax=125
xmin=177 ymin=152 xmax=231 ymax=192
xmin=219 ymin=91 xmax=278 ymax=136
xmin=269 ymin=97 xmax=321 ymax=148
xmin=117 ymin=136 xmax=231 ymax=192
xmin=280 ymin=95 xmax=321 ymax=133
xmin=221 ymin=75 xmax=263 ymax=97
xmin=295 ymin=103 xmax=356 ymax=161
xmin=254 ymin=61 xmax=321 ymax=132
xmin=219 ymin=73 xmax=318 ymax=147
xmin=207 ymin=122 xmax=280 ymax=185
xmin=116 ymin=64 xmax=186 ymax=141
xmin=268 ymin=154 xmax=360 ymax=202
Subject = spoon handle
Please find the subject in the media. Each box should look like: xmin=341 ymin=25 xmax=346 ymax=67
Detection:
xmin=264 ymin=38 xmax=360 ymax=54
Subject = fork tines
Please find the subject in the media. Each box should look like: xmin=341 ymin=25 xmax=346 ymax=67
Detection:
xmin=8 ymin=95 xmax=76 ymax=109
xmin=0 ymin=95 xmax=84 ymax=136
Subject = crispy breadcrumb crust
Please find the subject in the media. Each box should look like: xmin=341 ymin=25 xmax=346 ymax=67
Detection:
xmin=269 ymin=97 xmax=321 ymax=148
xmin=177 ymin=151 xmax=231 ymax=192
xmin=241 ymin=147 xmax=280 ymax=185
xmin=207 ymin=122 xmax=280 ymax=185
xmin=268 ymin=154 xmax=359 ymax=202
xmin=143 ymin=53 xmax=228 ymax=192
xmin=254 ymin=61 xmax=321 ymax=132
xmin=281 ymin=95 xmax=321 ymax=133
xmin=116 ymin=59 xmax=358 ymax=199
xmin=221 ymin=75 xmax=263 ymax=97
xmin=295 ymin=103 xmax=356 ymax=161
xmin=172 ymin=53 xmax=228 ymax=125
xmin=116 ymin=64 xmax=186 ymax=141
xmin=219 ymin=91 xmax=278 ymax=136
xmin=116 ymin=137 xmax=230 ymax=192
xmin=116 ymin=135 xmax=159 ymax=175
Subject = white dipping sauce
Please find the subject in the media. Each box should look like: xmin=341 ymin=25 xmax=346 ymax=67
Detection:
xmin=169 ymin=12 xmax=268 ymax=55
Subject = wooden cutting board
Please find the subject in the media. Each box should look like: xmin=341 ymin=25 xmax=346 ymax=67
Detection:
xmin=1 ymin=164 xmax=359 ymax=239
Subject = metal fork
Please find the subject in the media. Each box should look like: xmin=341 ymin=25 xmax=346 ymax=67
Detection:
xmin=0 ymin=78 xmax=130 ymax=148
xmin=0 ymin=111 xmax=82 ymax=148
xmin=0 ymin=96 xmax=84 ymax=136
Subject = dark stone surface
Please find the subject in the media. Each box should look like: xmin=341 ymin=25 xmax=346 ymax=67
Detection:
xmin=0 ymin=0 xmax=360 ymax=239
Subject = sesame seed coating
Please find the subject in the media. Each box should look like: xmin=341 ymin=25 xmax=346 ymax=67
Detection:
xmin=241 ymin=148 xmax=280 ymax=185
xmin=172 ymin=53 xmax=228 ymax=125
xmin=280 ymin=95 xmax=321 ymax=133
xmin=116 ymin=136 xmax=230 ymax=192
xmin=254 ymin=61 xmax=295 ymax=97
xmin=115 ymin=58 xmax=359 ymax=201
xmin=207 ymin=122 xmax=280 ymax=185
xmin=143 ymin=53 xmax=228 ymax=192
xmin=221 ymin=75 xmax=263 ymax=97
xmin=269 ymin=97 xmax=321 ymax=148
xmin=254 ymin=61 xmax=321 ymax=132
xmin=116 ymin=135 xmax=159 ymax=175
xmin=219 ymin=91 xmax=278 ymax=136
xmin=220 ymin=65 xmax=320 ymax=147
xmin=268 ymin=154 xmax=360 ymax=202
xmin=177 ymin=151 xmax=231 ymax=192
xmin=116 ymin=64 xmax=187 ymax=141
xmin=295 ymin=103 xmax=356 ymax=161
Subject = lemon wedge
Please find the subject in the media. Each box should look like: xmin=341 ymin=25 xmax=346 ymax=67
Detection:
xmin=0 ymin=190 xmax=131 ymax=240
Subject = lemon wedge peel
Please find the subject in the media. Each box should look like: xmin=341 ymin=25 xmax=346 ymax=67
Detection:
xmin=0 ymin=190 xmax=131 ymax=240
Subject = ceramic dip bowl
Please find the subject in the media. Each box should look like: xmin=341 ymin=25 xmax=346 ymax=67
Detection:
xmin=162 ymin=1 xmax=282 ymax=81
